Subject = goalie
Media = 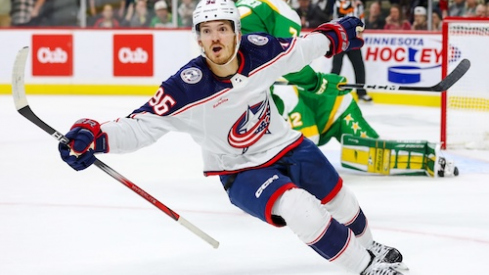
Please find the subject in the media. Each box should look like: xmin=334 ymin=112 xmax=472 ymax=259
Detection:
xmin=237 ymin=0 xmax=458 ymax=177
xmin=271 ymin=81 xmax=458 ymax=178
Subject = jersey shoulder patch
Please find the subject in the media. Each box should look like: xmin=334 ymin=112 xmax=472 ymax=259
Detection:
xmin=180 ymin=67 xmax=203 ymax=84
xmin=247 ymin=34 xmax=269 ymax=46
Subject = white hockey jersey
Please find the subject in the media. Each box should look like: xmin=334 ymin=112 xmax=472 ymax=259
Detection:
xmin=101 ymin=32 xmax=330 ymax=176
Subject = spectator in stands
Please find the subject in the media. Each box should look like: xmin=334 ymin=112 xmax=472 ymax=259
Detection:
xmin=431 ymin=8 xmax=442 ymax=31
xmin=449 ymin=0 xmax=466 ymax=16
xmin=295 ymin=0 xmax=329 ymax=28
xmin=403 ymin=0 xmax=427 ymax=24
xmin=0 ymin=0 xmax=11 ymax=27
xmin=11 ymin=0 xmax=45 ymax=26
xmin=38 ymin=0 xmax=80 ymax=26
xmin=150 ymin=0 xmax=173 ymax=27
xmin=146 ymin=0 xmax=161 ymax=12
xmin=94 ymin=4 xmax=120 ymax=28
xmin=388 ymin=0 xmax=414 ymax=21
xmin=412 ymin=6 xmax=427 ymax=30
xmin=121 ymin=0 xmax=159 ymax=16
xmin=464 ymin=0 xmax=478 ymax=16
xmin=87 ymin=0 xmax=99 ymax=25
xmin=177 ymin=0 xmax=195 ymax=27
xmin=122 ymin=0 xmax=151 ymax=27
xmin=88 ymin=0 xmax=98 ymax=17
xmin=117 ymin=0 xmax=134 ymax=19
xmin=475 ymin=3 xmax=487 ymax=16
xmin=438 ymin=0 xmax=449 ymax=18
xmin=384 ymin=4 xmax=411 ymax=30
xmin=88 ymin=0 xmax=125 ymax=25
xmin=365 ymin=1 xmax=385 ymax=29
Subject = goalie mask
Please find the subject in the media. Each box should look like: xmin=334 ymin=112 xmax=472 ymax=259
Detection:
xmin=193 ymin=0 xmax=241 ymax=65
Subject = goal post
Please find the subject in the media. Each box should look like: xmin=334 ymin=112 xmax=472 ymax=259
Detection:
xmin=441 ymin=17 xmax=489 ymax=150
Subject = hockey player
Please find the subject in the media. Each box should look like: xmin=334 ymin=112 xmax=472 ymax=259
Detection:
xmin=58 ymin=0 xmax=404 ymax=274
xmin=236 ymin=0 xmax=458 ymax=178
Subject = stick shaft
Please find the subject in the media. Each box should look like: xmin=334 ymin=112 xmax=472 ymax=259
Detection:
xmin=274 ymin=59 xmax=471 ymax=93
xmin=12 ymin=46 xmax=219 ymax=249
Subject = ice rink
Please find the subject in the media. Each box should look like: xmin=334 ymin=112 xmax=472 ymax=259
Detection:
xmin=1 ymin=95 xmax=488 ymax=275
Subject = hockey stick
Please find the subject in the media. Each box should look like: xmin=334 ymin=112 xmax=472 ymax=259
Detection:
xmin=11 ymin=46 xmax=219 ymax=249
xmin=274 ymin=59 xmax=471 ymax=92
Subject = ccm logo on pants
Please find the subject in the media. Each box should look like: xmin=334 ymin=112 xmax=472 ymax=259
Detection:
xmin=255 ymin=175 xmax=279 ymax=198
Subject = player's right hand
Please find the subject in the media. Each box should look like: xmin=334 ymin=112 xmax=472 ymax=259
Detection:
xmin=58 ymin=118 xmax=108 ymax=171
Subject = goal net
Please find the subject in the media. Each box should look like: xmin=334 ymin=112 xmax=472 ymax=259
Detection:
xmin=441 ymin=18 xmax=489 ymax=149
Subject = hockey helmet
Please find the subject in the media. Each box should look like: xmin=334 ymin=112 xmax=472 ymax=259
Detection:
xmin=193 ymin=0 xmax=241 ymax=34
xmin=193 ymin=0 xmax=241 ymax=65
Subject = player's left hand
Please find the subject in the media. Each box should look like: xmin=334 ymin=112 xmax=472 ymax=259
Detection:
xmin=313 ymin=16 xmax=364 ymax=58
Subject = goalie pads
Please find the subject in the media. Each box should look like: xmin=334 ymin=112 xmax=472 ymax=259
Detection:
xmin=340 ymin=135 xmax=440 ymax=177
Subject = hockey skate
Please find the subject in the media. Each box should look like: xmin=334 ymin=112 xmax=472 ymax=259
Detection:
xmin=358 ymin=94 xmax=373 ymax=103
xmin=437 ymin=157 xmax=459 ymax=177
xmin=361 ymin=251 xmax=404 ymax=275
xmin=368 ymin=241 xmax=408 ymax=270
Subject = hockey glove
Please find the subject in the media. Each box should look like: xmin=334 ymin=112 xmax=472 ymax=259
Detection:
xmin=315 ymin=72 xmax=351 ymax=96
xmin=313 ymin=16 xmax=364 ymax=58
xmin=58 ymin=118 xmax=109 ymax=171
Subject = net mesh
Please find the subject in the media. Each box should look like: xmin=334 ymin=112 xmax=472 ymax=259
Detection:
xmin=444 ymin=20 xmax=489 ymax=149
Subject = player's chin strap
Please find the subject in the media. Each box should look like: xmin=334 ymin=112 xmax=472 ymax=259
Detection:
xmin=200 ymin=34 xmax=241 ymax=67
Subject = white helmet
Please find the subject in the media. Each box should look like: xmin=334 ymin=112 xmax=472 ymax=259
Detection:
xmin=193 ymin=0 xmax=241 ymax=65
xmin=193 ymin=0 xmax=241 ymax=34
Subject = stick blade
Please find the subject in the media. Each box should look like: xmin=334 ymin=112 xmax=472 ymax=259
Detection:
xmin=435 ymin=59 xmax=471 ymax=91
xmin=12 ymin=46 xmax=30 ymax=111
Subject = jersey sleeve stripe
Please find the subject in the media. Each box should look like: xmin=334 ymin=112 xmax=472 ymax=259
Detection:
xmin=249 ymin=37 xmax=298 ymax=77
xmin=171 ymin=88 xmax=231 ymax=116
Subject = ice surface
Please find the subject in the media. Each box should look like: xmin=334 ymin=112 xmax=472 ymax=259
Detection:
xmin=1 ymin=95 xmax=488 ymax=275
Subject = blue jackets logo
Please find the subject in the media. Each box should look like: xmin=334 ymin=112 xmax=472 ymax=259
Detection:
xmin=228 ymin=97 xmax=271 ymax=152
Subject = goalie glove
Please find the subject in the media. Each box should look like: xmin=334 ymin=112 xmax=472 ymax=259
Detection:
xmin=314 ymin=72 xmax=351 ymax=95
xmin=58 ymin=118 xmax=109 ymax=171
xmin=313 ymin=16 xmax=364 ymax=58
